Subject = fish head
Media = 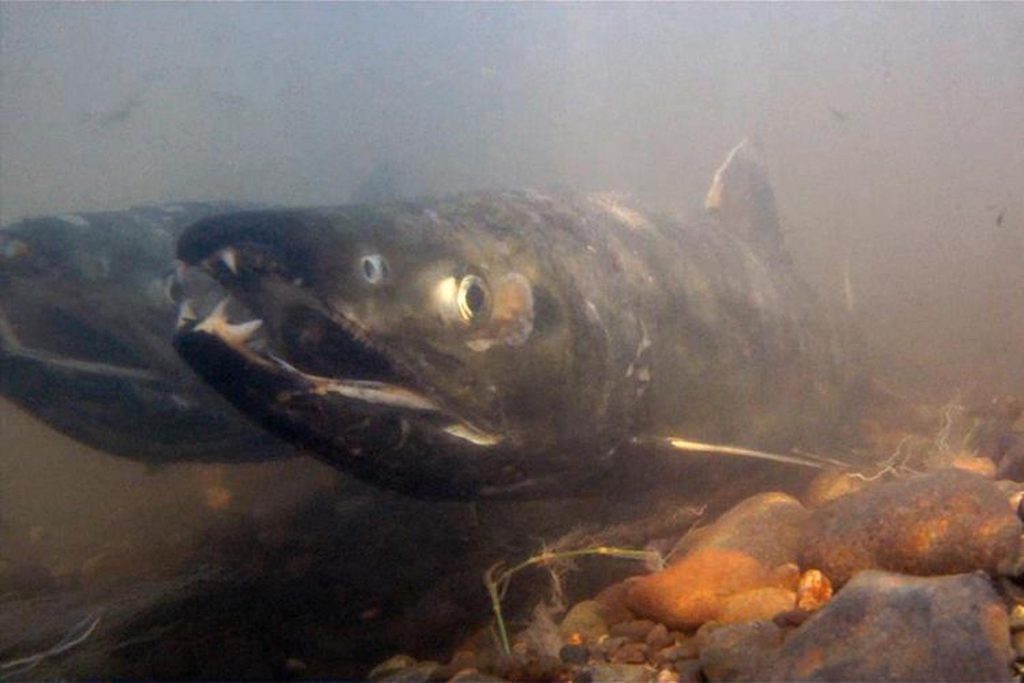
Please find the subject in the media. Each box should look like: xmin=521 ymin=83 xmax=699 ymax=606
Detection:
xmin=0 ymin=206 xmax=291 ymax=462
xmin=173 ymin=197 xmax=620 ymax=498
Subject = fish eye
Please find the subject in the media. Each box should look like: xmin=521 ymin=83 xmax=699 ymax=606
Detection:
xmin=360 ymin=254 xmax=388 ymax=284
xmin=457 ymin=275 xmax=490 ymax=322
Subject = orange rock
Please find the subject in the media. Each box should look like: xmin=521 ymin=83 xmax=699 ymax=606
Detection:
xmin=624 ymin=548 xmax=798 ymax=630
xmin=796 ymin=569 xmax=833 ymax=611
xmin=719 ymin=587 xmax=796 ymax=623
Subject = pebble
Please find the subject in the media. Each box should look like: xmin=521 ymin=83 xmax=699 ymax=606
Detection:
xmin=560 ymin=643 xmax=590 ymax=666
xmin=560 ymin=600 xmax=611 ymax=644
xmin=769 ymin=571 xmax=1013 ymax=681
xmin=644 ymin=623 xmax=674 ymax=650
xmin=610 ymin=641 xmax=649 ymax=664
xmin=586 ymin=663 xmax=657 ymax=683
xmin=609 ymin=619 xmax=656 ymax=641
xmin=794 ymin=569 xmax=832 ymax=611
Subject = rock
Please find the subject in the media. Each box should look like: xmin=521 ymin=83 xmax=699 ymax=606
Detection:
xmin=592 ymin=581 xmax=635 ymax=626
xmin=610 ymin=641 xmax=649 ymax=664
xmin=560 ymin=643 xmax=589 ymax=665
xmin=447 ymin=669 xmax=507 ymax=683
xmin=560 ymin=600 xmax=611 ymax=644
xmin=719 ymin=587 xmax=796 ymax=624
xmin=644 ymin=623 xmax=674 ymax=650
xmin=675 ymin=660 xmax=703 ymax=683
xmin=367 ymin=656 xmax=440 ymax=683
xmin=699 ymin=620 xmax=783 ymax=682
xmin=794 ymin=569 xmax=832 ymax=611
xmin=803 ymin=469 xmax=866 ymax=508
xmin=609 ymin=619 xmax=656 ymax=641
xmin=769 ymin=571 xmax=1013 ymax=681
xmin=800 ymin=469 xmax=1022 ymax=585
xmin=674 ymin=493 xmax=810 ymax=569
xmin=625 ymin=548 xmax=799 ymax=629
xmin=587 ymin=663 xmax=657 ymax=683
xmin=653 ymin=640 xmax=698 ymax=666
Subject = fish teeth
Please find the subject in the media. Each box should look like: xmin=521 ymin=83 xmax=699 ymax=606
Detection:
xmin=219 ymin=248 xmax=239 ymax=275
xmin=176 ymin=300 xmax=197 ymax=329
xmin=194 ymin=298 xmax=263 ymax=345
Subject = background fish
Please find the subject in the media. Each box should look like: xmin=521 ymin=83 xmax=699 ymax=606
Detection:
xmin=173 ymin=142 xmax=868 ymax=499
xmin=0 ymin=204 xmax=292 ymax=464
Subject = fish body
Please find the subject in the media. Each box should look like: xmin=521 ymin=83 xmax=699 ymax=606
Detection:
xmin=0 ymin=203 xmax=292 ymax=463
xmin=173 ymin=143 xmax=865 ymax=499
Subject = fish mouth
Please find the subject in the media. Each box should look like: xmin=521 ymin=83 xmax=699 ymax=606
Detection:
xmin=172 ymin=212 xmax=504 ymax=497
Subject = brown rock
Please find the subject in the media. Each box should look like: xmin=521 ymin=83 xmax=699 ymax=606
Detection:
xmin=769 ymin=571 xmax=1013 ymax=681
xmin=800 ymin=469 xmax=1022 ymax=585
xmin=645 ymin=623 xmax=674 ymax=650
xmin=699 ymin=620 xmax=783 ymax=682
xmin=674 ymin=492 xmax=810 ymax=568
xmin=947 ymin=453 xmax=997 ymax=478
xmin=610 ymin=641 xmax=649 ymax=665
xmin=592 ymin=580 xmax=636 ymax=626
xmin=625 ymin=548 xmax=798 ymax=629
xmin=559 ymin=600 xmax=610 ymax=644
xmin=719 ymin=587 xmax=795 ymax=624
xmin=609 ymin=619 xmax=657 ymax=641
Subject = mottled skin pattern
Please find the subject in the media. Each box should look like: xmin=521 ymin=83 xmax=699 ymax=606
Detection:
xmin=0 ymin=204 xmax=291 ymax=463
xmin=173 ymin=187 xmax=863 ymax=499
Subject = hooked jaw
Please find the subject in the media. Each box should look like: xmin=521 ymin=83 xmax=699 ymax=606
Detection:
xmin=171 ymin=214 xmax=506 ymax=496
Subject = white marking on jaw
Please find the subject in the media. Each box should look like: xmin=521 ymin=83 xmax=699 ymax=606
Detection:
xmin=443 ymin=423 xmax=503 ymax=446
xmin=312 ymin=378 xmax=441 ymax=412
xmin=219 ymin=247 xmax=239 ymax=275
xmin=176 ymin=300 xmax=197 ymax=329
xmin=195 ymin=298 xmax=263 ymax=345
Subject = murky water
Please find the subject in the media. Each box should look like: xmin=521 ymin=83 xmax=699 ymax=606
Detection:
xmin=1 ymin=3 xmax=1022 ymax=679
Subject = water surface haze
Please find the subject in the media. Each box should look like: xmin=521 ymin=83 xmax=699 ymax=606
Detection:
xmin=1 ymin=2 xmax=1022 ymax=678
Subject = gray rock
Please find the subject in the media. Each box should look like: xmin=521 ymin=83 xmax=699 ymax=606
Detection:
xmin=698 ymin=620 xmax=782 ymax=682
xmin=769 ymin=571 xmax=1013 ymax=681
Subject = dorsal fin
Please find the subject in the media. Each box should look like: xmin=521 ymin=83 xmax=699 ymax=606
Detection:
xmin=704 ymin=139 xmax=786 ymax=258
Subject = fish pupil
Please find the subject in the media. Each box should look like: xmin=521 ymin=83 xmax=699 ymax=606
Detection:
xmin=465 ymin=281 xmax=486 ymax=315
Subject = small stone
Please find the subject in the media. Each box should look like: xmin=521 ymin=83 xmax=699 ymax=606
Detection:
xmin=699 ymin=620 xmax=782 ymax=682
xmin=948 ymin=453 xmax=997 ymax=478
xmin=610 ymin=641 xmax=649 ymax=665
xmin=595 ymin=635 xmax=629 ymax=657
xmin=560 ymin=643 xmax=590 ymax=665
xmin=560 ymin=600 xmax=611 ymax=644
xmin=706 ymin=625 xmax=783 ymax=678
xmin=654 ymin=641 xmax=698 ymax=665
xmin=795 ymin=569 xmax=832 ymax=611
xmin=609 ymin=619 xmax=656 ymax=641
xmin=645 ymin=623 xmax=674 ymax=650
xmin=770 ymin=571 xmax=1013 ymax=680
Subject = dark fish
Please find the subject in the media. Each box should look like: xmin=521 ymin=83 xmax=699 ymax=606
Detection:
xmin=0 ymin=203 xmax=292 ymax=463
xmin=172 ymin=141 xmax=864 ymax=499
